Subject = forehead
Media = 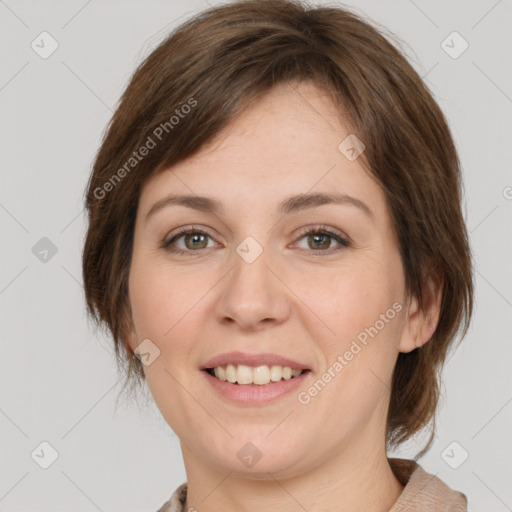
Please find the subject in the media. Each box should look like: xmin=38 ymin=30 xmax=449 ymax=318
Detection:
xmin=139 ymin=81 xmax=386 ymax=220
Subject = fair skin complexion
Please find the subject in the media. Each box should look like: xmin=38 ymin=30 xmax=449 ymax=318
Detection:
xmin=126 ymin=80 xmax=442 ymax=512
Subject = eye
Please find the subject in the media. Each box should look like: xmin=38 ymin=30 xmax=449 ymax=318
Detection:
xmin=161 ymin=224 xmax=351 ymax=256
xmin=293 ymin=225 xmax=350 ymax=255
xmin=162 ymin=226 xmax=217 ymax=255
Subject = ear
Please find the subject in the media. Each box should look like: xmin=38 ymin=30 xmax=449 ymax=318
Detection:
xmin=398 ymin=267 xmax=444 ymax=353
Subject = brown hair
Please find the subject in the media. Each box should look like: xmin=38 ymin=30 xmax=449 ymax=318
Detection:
xmin=82 ymin=0 xmax=474 ymax=455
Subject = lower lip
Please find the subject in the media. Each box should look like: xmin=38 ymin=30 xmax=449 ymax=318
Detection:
xmin=202 ymin=370 xmax=311 ymax=405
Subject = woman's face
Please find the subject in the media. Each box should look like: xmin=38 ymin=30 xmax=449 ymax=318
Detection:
xmin=127 ymin=81 xmax=420 ymax=479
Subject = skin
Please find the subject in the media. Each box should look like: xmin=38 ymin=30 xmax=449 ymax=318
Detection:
xmin=126 ymin=80 xmax=442 ymax=512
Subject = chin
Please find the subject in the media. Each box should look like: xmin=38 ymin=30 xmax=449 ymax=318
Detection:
xmin=200 ymin=435 xmax=313 ymax=480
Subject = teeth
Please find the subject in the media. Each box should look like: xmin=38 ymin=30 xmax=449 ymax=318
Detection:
xmin=270 ymin=365 xmax=282 ymax=382
xmin=237 ymin=364 xmax=253 ymax=385
xmin=253 ymin=365 xmax=270 ymax=385
xmin=212 ymin=364 xmax=304 ymax=385
xmin=214 ymin=366 xmax=226 ymax=381
xmin=225 ymin=364 xmax=237 ymax=383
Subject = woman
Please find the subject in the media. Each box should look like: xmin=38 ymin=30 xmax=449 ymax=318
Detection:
xmin=82 ymin=1 xmax=474 ymax=510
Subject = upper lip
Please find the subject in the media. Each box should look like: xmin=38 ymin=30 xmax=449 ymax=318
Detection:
xmin=201 ymin=351 xmax=310 ymax=370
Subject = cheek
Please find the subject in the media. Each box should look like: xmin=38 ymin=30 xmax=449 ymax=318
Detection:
xmin=128 ymin=256 xmax=215 ymax=377
xmin=300 ymin=261 xmax=403 ymax=414
xmin=128 ymin=267 xmax=168 ymax=338
xmin=310 ymin=298 xmax=401 ymax=439
xmin=301 ymin=263 xmax=399 ymax=349
xmin=128 ymin=259 xmax=205 ymax=424
xmin=128 ymin=255 xmax=195 ymax=338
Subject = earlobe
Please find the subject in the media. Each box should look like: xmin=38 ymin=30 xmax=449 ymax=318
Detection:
xmin=398 ymin=269 xmax=444 ymax=354
xmin=398 ymin=294 xmax=422 ymax=354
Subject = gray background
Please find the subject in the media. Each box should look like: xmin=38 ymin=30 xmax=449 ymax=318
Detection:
xmin=1 ymin=0 xmax=511 ymax=510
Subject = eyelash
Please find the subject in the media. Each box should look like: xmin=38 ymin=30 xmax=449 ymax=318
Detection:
xmin=161 ymin=224 xmax=351 ymax=257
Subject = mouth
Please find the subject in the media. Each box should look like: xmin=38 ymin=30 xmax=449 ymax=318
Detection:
xmin=204 ymin=364 xmax=311 ymax=386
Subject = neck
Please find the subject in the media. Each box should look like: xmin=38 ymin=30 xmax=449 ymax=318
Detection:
xmin=181 ymin=440 xmax=404 ymax=512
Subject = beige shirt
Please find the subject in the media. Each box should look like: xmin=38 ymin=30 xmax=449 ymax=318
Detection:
xmin=156 ymin=457 xmax=468 ymax=511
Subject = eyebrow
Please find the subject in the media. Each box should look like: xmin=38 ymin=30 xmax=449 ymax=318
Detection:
xmin=145 ymin=192 xmax=375 ymax=224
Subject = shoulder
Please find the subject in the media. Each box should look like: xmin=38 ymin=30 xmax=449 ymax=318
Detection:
xmin=156 ymin=483 xmax=188 ymax=512
xmin=388 ymin=458 xmax=468 ymax=511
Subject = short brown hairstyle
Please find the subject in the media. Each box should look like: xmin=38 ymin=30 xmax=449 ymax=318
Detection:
xmin=82 ymin=0 xmax=474 ymax=455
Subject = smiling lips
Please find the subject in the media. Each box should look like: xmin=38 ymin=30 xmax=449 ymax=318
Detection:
xmin=201 ymin=351 xmax=311 ymax=386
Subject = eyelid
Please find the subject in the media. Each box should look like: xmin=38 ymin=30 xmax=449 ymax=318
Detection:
xmin=164 ymin=224 xmax=213 ymax=240
xmin=163 ymin=224 xmax=348 ymax=242
xmin=294 ymin=224 xmax=349 ymax=241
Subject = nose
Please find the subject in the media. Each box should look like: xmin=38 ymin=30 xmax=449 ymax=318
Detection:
xmin=214 ymin=242 xmax=291 ymax=330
